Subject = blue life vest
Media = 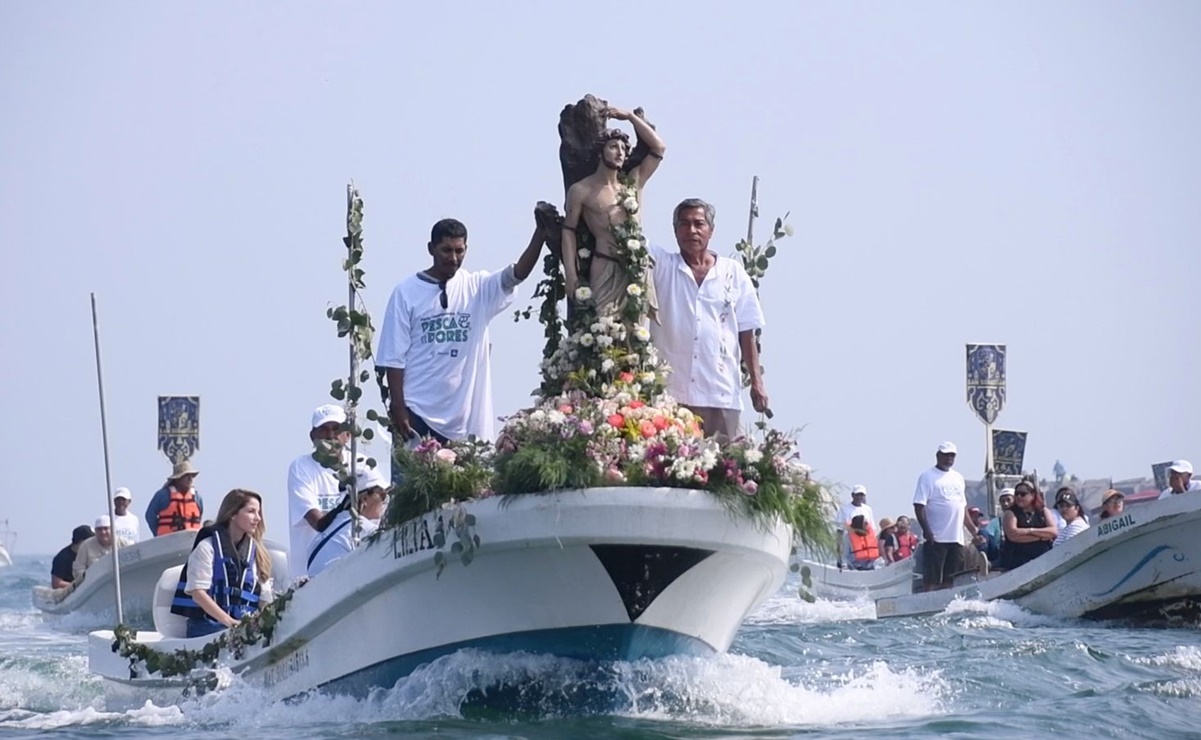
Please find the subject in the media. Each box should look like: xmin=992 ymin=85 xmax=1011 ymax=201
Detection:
xmin=170 ymin=524 xmax=262 ymax=624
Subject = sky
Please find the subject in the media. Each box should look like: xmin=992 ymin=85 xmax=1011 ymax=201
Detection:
xmin=2 ymin=2 xmax=1199 ymax=553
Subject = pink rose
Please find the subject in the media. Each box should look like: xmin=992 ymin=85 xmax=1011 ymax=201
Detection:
xmin=434 ymin=448 xmax=457 ymax=465
xmin=639 ymin=420 xmax=657 ymax=439
xmin=742 ymin=480 xmax=759 ymax=496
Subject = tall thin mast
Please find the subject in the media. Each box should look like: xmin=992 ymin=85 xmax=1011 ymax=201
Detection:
xmin=90 ymin=294 xmax=123 ymax=625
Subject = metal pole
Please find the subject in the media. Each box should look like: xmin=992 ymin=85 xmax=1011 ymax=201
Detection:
xmin=346 ymin=184 xmax=361 ymax=543
xmin=91 ymin=294 xmax=124 ymax=625
xmin=745 ymin=175 xmax=759 ymax=245
xmin=985 ymin=423 xmax=996 ymax=517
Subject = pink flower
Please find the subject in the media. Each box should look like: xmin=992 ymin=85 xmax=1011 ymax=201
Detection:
xmin=619 ymin=372 xmax=635 ymax=383
xmin=605 ymin=467 xmax=626 ymax=483
xmin=434 ymin=448 xmax=457 ymax=465
xmin=652 ymin=415 xmax=669 ymax=430
xmin=742 ymin=480 xmax=759 ymax=496
xmin=629 ymin=400 xmax=645 ymax=410
xmin=639 ymin=420 xmax=657 ymax=439
xmin=608 ymin=414 xmax=626 ymax=429
xmin=559 ymin=404 xmax=574 ymax=414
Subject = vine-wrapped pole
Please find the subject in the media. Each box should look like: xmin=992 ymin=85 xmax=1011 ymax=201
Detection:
xmin=90 ymin=293 xmax=124 ymax=625
xmin=345 ymin=183 xmax=362 ymax=540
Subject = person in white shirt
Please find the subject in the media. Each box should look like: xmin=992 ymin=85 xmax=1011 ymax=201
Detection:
xmin=1052 ymin=491 xmax=1090 ymax=546
xmin=913 ymin=441 xmax=978 ymax=591
xmin=288 ymin=404 xmax=354 ymax=568
xmin=111 ymin=488 xmax=141 ymax=543
xmin=1159 ymin=460 xmax=1200 ymax=499
xmin=648 ymin=199 xmax=767 ymax=441
xmin=306 ymin=467 xmax=390 ymax=578
xmin=376 ymin=214 xmax=548 ymax=444
xmin=834 ymin=485 xmax=876 ymax=568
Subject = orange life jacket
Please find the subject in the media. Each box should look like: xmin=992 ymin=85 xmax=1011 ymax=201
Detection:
xmin=896 ymin=532 xmax=918 ymax=559
xmin=849 ymin=526 xmax=880 ymax=562
xmin=156 ymin=489 xmax=202 ymax=535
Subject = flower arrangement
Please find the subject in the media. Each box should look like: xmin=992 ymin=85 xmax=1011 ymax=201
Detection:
xmin=384 ymin=437 xmax=494 ymax=528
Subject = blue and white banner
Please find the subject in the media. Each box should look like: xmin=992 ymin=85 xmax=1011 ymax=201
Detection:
xmin=992 ymin=429 xmax=1027 ymax=476
xmin=966 ymin=344 xmax=1006 ymax=425
xmin=158 ymin=396 xmax=200 ymax=463
xmin=1151 ymin=461 xmax=1173 ymax=493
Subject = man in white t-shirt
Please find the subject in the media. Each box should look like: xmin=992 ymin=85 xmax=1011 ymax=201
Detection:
xmin=288 ymin=404 xmax=353 ymax=569
xmin=111 ymin=488 xmax=141 ymax=543
xmin=306 ymin=466 xmax=390 ymax=578
xmin=376 ymin=215 xmax=548 ymax=443
xmin=1158 ymin=459 xmax=1200 ymax=500
xmin=913 ymin=441 xmax=978 ymax=591
xmin=834 ymin=485 xmax=875 ymax=568
xmin=648 ymin=198 xmax=768 ymax=441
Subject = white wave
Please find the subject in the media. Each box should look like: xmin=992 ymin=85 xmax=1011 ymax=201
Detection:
xmin=747 ymin=590 xmax=877 ymax=624
xmin=0 ymin=654 xmax=100 ymax=715
xmin=940 ymin=597 xmax=1076 ymax=629
xmin=1134 ymin=646 xmax=1201 ymax=672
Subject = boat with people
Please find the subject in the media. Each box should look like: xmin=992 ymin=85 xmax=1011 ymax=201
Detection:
xmin=34 ymin=530 xmax=286 ymax=625
xmin=875 ymin=491 xmax=1201 ymax=621
xmin=801 ymin=557 xmax=919 ymax=601
xmin=88 ymin=487 xmax=793 ymax=707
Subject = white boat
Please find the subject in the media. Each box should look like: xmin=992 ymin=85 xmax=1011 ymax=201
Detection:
xmin=875 ymin=492 xmax=1201 ymax=621
xmin=89 ymin=487 xmax=792 ymax=708
xmin=0 ymin=519 xmax=15 ymax=567
xmin=33 ymin=531 xmax=287 ymax=626
xmin=801 ymin=558 xmax=918 ymax=601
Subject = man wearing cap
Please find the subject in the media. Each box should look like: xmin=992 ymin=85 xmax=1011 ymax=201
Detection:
xmin=72 ymin=515 xmax=134 ymax=586
xmin=913 ymin=442 xmax=978 ymax=591
xmin=288 ymin=404 xmax=361 ymax=566
xmin=305 ymin=466 xmax=391 ymax=578
xmin=111 ymin=488 xmax=141 ymax=543
xmin=146 ymin=461 xmax=204 ymax=537
xmin=834 ymin=485 xmax=875 ymax=568
xmin=50 ymin=525 xmax=93 ymax=589
xmin=1158 ymin=460 xmax=1200 ymax=500
xmin=376 ymin=214 xmax=549 ymax=445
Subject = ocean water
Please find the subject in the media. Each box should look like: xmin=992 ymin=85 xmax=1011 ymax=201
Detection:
xmin=2 ymin=554 xmax=1200 ymax=739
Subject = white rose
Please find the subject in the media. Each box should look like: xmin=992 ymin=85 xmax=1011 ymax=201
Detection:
xmin=579 ymin=333 xmax=595 ymax=347
xmin=640 ymin=372 xmax=656 ymax=384
xmin=590 ymin=322 xmax=604 ymax=333
xmin=530 ymin=409 xmax=547 ymax=423
xmin=587 ymin=368 xmax=597 ymax=378
xmin=744 ymin=449 xmax=764 ymax=464
xmin=596 ymin=335 xmax=613 ymax=348
xmin=601 ymin=358 xmax=615 ymax=372
xmin=575 ymin=286 xmax=592 ymax=301
xmin=547 ymin=410 xmax=566 ymax=425
xmin=625 ymin=238 xmax=641 ymax=252
xmin=622 ymin=197 xmax=638 ymax=213
xmin=633 ymin=326 xmax=650 ymax=342
xmin=626 ymin=284 xmax=643 ymax=297
xmin=579 ymin=248 xmax=592 ymax=259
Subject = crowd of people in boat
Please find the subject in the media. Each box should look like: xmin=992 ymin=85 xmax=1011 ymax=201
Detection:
xmin=834 ymin=452 xmax=1197 ymax=591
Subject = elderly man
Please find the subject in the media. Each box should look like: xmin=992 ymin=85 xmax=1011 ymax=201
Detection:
xmin=72 ymin=516 xmax=133 ymax=586
xmin=146 ymin=461 xmax=204 ymax=536
xmin=1158 ymin=460 xmax=1200 ymax=499
xmin=649 ymin=198 xmax=767 ymax=440
xmin=913 ymin=442 xmax=978 ymax=591
xmin=376 ymin=212 xmax=548 ymax=444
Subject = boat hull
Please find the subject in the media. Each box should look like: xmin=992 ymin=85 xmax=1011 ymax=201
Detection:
xmin=875 ymin=493 xmax=1201 ymax=620
xmin=90 ymin=487 xmax=792 ymax=706
xmin=802 ymin=558 xmax=917 ymax=601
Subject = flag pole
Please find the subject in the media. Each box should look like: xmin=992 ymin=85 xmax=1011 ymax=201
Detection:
xmin=91 ymin=294 xmax=124 ymax=625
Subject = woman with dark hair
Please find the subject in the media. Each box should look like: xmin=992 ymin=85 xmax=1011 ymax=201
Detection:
xmin=171 ymin=489 xmax=273 ymax=638
xmin=1000 ymin=481 xmax=1057 ymax=570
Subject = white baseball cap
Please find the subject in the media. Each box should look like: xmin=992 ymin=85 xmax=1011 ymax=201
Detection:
xmin=311 ymin=404 xmax=347 ymax=429
xmin=356 ymin=466 xmax=390 ymax=492
xmin=851 ymin=484 xmax=867 ymax=496
xmin=95 ymin=515 xmax=112 ymax=530
xmin=937 ymin=441 xmax=958 ymax=454
xmin=1169 ymin=460 xmax=1194 ymax=475
xmin=113 ymin=487 xmax=132 ymax=501
xmin=999 ymin=487 xmax=1016 ymax=499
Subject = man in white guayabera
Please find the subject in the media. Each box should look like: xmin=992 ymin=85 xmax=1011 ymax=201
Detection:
xmin=1158 ymin=460 xmax=1200 ymax=499
xmin=376 ymin=214 xmax=547 ymax=444
xmin=913 ymin=442 xmax=979 ymax=591
xmin=648 ymin=199 xmax=768 ymax=441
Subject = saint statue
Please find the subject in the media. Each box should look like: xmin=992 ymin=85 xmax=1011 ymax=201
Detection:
xmin=559 ymin=104 xmax=665 ymax=322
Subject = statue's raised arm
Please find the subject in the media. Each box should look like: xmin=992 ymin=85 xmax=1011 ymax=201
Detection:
xmin=603 ymin=107 xmax=665 ymax=190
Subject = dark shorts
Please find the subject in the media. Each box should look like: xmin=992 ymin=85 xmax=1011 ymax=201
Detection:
xmin=922 ymin=541 xmax=965 ymax=586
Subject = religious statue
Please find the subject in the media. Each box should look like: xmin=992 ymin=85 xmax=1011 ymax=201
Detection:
xmin=558 ymin=99 xmax=665 ymax=323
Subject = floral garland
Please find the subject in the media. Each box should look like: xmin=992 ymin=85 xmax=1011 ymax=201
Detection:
xmin=110 ymin=587 xmax=296 ymax=681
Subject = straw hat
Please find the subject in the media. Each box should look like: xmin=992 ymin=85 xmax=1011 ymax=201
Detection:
xmin=170 ymin=459 xmax=199 ymax=481
xmin=1101 ymin=489 xmax=1124 ymax=505
xmin=879 ymin=517 xmax=895 ymax=531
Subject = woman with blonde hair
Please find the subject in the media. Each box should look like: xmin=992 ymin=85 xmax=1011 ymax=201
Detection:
xmin=171 ymin=489 xmax=273 ymax=638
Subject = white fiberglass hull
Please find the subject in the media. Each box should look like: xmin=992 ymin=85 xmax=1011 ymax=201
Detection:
xmin=90 ymin=487 xmax=792 ymax=707
xmin=802 ymin=558 xmax=917 ymax=601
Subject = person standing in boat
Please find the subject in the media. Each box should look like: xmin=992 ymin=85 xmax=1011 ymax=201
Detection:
xmin=376 ymin=212 xmax=549 ymax=444
xmin=171 ymin=489 xmax=273 ymax=638
xmin=1052 ymin=491 xmax=1090 ymax=546
xmin=893 ymin=516 xmax=920 ymax=561
xmin=50 ymin=524 xmax=92 ymax=589
xmin=145 ymin=460 xmax=204 ymax=536
xmin=648 ymin=198 xmax=769 ymax=441
xmin=111 ymin=488 xmax=141 ymax=543
xmin=1000 ymin=481 xmax=1056 ymax=570
xmin=878 ymin=518 xmax=900 ymax=564
xmin=912 ymin=442 xmax=979 ymax=591
xmin=834 ymin=485 xmax=875 ymax=568
xmin=1158 ymin=460 xmax=1199 ymax=499
xmin=305 ymin=467 xmax=390 ymax=578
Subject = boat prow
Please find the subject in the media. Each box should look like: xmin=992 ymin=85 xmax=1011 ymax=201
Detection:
xmin=90 ymin=487 xmax=792 ymax=707
xmin=876 ymin=493 xmax=1201 ymax=621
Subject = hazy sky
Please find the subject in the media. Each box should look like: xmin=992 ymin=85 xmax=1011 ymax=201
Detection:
xmin=3 ymin=2 xmax=1198 ymax=552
